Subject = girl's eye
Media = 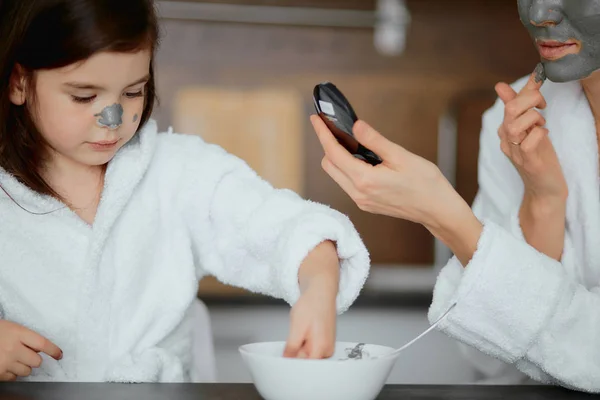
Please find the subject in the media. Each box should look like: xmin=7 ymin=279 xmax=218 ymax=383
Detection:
xmin=125 ymin=91 xmax=144 ymax=99
xmin=71 ymin=95 xmax=96 ymax=104
xmin=70 ymin=90 xmax=143 ymax=104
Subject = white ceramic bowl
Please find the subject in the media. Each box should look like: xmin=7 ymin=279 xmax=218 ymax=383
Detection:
xmin=239 ymin=341 xmax=399 ymax=400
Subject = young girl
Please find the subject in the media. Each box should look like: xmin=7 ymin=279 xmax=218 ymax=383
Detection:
xmin=0 ymin=0 xmax=370 ymax=382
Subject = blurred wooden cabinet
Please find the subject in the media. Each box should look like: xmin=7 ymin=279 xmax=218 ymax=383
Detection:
xmin=173 ymin=86 xmax=305 ymax=194
xmin=172 ymin=86 xmax=306 ymax=296
xmin=451 ymin=91 xmax=498 ymax=207
xmin=154 ymin=0 xmax=538 ymax=296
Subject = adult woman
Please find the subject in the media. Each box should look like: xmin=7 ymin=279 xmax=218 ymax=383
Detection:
xmin=312 ymin=0 xmax=600 ymax=393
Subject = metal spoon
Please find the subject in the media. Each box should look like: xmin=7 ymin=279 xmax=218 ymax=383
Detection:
xmin=346 ymin=342 xmax=366 ymax=359
xmin=344 ymin=302 xmax=457 ymax=360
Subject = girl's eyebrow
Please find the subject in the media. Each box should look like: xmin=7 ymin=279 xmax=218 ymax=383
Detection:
xmin=63 ymin=74 xmax=151 ymax=90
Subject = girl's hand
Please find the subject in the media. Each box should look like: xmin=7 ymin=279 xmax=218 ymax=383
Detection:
xmin=0 ymin=320 xmax=62 ymax=381
xmin=283 ymin=277 xmax=337 ymax=359
xmin=283 ymin=241 xmax=338 ymax=359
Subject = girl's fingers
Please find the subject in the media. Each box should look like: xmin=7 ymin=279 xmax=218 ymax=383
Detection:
xmin=8 ymin=362 xmax=31 ymax=378
xmin=0 ymin=372 xmax=17 ymax=381
xmin=16 ymin=346 xmax=43 ymax=369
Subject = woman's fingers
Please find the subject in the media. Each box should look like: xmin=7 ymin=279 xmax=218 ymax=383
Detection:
xmin=505 ymin=109 xmax=546 ymax=145
xmin=504 ymin=90 xmax=547 ymax=121
xmin=321 ymin=157 xmax=360 ymax=201
xmin=519 ymin=126 xmax=549 ymax=154
xmin=311 ymin=115 xmax=366 ymax=178
xmin=495 ymin=82 xmax=518 ymax=105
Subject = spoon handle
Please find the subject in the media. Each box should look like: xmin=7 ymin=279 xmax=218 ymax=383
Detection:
xmin=387 ymin=302 xmax=457 ymax=357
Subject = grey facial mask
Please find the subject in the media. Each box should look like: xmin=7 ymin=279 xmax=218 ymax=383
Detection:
xmin=95 ymin=103 xmax=123 ymax=130
xmin=518 ymin=0 xmax=600 ymax=82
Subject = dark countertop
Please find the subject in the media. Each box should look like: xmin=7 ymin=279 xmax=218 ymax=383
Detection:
xmin=200 ymin=291 xmax=433 ymax=309
xmin=0 ymin=383 xmax=595 ymax=400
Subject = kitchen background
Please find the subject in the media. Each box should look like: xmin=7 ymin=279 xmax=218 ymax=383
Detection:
xmin=152 ymin=0 xmax=539 ymax=383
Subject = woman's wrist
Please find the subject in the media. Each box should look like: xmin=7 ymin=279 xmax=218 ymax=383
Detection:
xmin=519 ymin=192 xmax=566 ymax=261
xmin=521 ymin=190 xmax=567 ymax=220
xmin=522 ymin=176 xmax=568 ymax=206
xmin=425 ymin=193 xmax=483 ymax=267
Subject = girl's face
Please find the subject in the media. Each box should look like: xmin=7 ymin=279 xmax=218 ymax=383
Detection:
xmin=13 ymin=50 xmax=151 ymax=168
xmin=517 ymin=0 xmax=600 ymax=82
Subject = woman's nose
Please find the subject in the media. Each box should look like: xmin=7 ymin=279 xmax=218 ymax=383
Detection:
xmin=529 ymin=0 xmax=564 ymax=27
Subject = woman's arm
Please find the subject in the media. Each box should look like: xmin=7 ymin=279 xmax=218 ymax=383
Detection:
xmin=493 ymin=70 xmax=568 ymax=262
xmin=519 ymin=193 xmax=567 ymax=261
xmin=428 ymin=212 xmax=600 ymax=393
xmin=310 ymin=103 xmax=597 ymax=392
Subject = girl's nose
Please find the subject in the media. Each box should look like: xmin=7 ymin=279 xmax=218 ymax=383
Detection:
xmin=95 ymin=103 xmax=123 ymax=130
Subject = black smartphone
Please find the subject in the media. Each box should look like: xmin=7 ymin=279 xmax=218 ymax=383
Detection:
xmin=313 ymin=82 xmax=382 ymax=166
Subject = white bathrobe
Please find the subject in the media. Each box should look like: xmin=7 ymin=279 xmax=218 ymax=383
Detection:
xmin=429 ymin=75 xmax=600 ymax=393
xmin=0 ymin=120 xmax=370 ymax=382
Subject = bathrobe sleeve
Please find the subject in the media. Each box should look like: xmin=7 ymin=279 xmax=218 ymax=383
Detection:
xmin=427 ymin=95 xmax=600 ymax=393
xmin=179 ymin=136 xmax=370 ymax=314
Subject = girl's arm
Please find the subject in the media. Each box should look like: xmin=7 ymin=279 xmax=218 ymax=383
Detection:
xmin=178 ymin=134 xmax=370 ymax=314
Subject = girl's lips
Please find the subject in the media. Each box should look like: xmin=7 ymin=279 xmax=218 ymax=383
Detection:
xmin=88 ymin=139 xmax=120 ymax=151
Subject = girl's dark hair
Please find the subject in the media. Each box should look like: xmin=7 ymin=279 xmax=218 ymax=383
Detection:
xmin=0 ymin=0 xmax=159 ymax=199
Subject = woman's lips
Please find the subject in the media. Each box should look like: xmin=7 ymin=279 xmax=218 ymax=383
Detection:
xmin=536 ymin=39 xmax=581 ymax=60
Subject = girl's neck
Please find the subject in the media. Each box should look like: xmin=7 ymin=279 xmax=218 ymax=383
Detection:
xmin=42 ymin=151 xmax=105 ymax=224
xmin=42 ymin=153 xmax=103 ymax=192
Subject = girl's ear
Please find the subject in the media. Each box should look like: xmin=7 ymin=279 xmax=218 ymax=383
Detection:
xmin=9 ymin=65 xmax=27 ymax=106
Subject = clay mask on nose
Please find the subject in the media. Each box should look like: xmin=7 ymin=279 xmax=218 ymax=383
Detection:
xmin=95 ymin=103 xmax=123 ymax=130
xmin=517 ymin=0 xmax=600 ymax=82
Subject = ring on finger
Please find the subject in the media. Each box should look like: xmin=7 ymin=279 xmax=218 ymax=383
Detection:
xmin=509 ymin=140 xmax=521 ymax=146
